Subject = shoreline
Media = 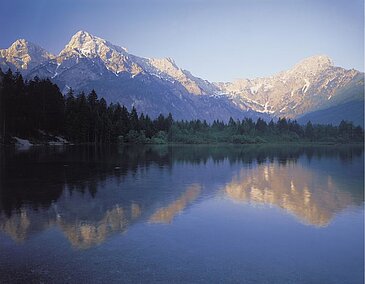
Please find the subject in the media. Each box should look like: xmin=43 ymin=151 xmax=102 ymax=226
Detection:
xmin=1 ymin=140 xmax=363 ymax=149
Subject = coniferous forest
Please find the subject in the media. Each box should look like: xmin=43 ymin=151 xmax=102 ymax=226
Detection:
xmin=0 ymin=69 xmax=363 ymax=145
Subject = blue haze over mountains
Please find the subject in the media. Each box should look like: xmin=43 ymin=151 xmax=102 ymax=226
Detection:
xmin=0 ymin=31 xmax=363 ymax=126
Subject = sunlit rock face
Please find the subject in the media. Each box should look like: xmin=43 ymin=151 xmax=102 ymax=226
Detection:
xmin=58 ymin=31 xmax=143 ymax=77
xmin=224 ymin=162 xmax=358 ymax=227
xmin=20 ymin=31 xmax=245 ymax=121
xmin=217 ymin=55 xmax=363 ymax=118
xmin=56 ymin=31 xmax=206 ymax=95
xmin=1 ymin=31 xmax=362 ymax=123
xmin=0 ymin=39 xmax=54 ymax=71
xmin=149 ymin=184 xmax=201 ymax=224
xmin=19 ymin=30 xmax=211 ymax=98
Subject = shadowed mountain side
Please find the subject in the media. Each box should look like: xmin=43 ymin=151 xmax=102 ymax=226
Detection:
xmin=1 ymin=31 xmax=363 ymax=124
xmin=298 ymin=101 xmax=364 ymax=127
xmin=73 ymin=74 xmax=263 ymax=121
xmin=298 ymin=74 xmax=364 ymax=126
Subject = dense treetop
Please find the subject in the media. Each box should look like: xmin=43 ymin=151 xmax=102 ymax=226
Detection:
xmin=0 ymin=69 xmax=363 ymax=144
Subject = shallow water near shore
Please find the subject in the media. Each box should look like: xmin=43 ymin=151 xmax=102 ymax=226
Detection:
xmin=0 ymin=144 xmax=363 ymax=283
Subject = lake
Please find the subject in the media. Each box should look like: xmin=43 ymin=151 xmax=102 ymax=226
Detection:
xmin=0 ymin=145 xmax=363 ymax=283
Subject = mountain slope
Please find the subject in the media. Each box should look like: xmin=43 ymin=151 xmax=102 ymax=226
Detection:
xmin=298 ymin=101 xmax=364 ymax=127
xmin=0 ymin=39 xmax=54 ymax=71
xmin=298 ymin=72 xmax=364 ymax=126
xmin=0 ymin=31 xmax=363 ymax=124
xmin=22 ymin=31 xmax=255 ymax=121
xmin=217 ymin=55 xmax=363 ymax=118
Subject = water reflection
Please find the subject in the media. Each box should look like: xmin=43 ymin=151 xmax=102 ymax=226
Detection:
xmin=0 ymin=145 xmax=363 ymax=249
xmin=149 ymin=184 xmax=201 ymax=224
xmin=60 ymin=204 xmax=128 ymax=249
xmin=224 ymin=161 xmax=362 ymax=226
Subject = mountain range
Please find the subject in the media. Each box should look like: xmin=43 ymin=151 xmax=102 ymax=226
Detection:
xmin=1 ymin=30 xmax=363 ymax=125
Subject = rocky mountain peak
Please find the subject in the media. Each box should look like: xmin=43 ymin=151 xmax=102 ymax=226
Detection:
xmin=68 ymin=30 xmax=94 ymax=46
xmin=60 ymin=30 xmax=128 ymax=57
xmin=10 ymin=38 xmax=29 ymax=49
xmin=290 ymin=55 xmax=333 ymax=75
xmin=0 ymin=39 xmax=54 ymax=70
xmin=149 ymin=57 xmax=179 ymax=73
xmin=8 ymin=39 xmax=53 ymax=56
xmin=165 ymin=57 xmax=177 ymax=65
xmin=1 ymin=31 xmax=361 ymax=125
xmin=218 ymin=53 xmax=362 ymax=118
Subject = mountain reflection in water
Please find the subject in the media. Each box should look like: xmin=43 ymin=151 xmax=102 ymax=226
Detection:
xmin=224 ymin=161 xmax=362 ymax=227
xmin=0 ymin=145 xmax=363 ymax=249
xmin=149 ymin=184 xmax=202 ymax=224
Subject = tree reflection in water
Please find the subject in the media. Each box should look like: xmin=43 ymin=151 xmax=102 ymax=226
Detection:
xmin=0 ymin=144 xmax=363 ymax=248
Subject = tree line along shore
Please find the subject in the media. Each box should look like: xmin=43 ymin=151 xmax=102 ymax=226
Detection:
xmin=0 ymin=69 xmax=363 ymax=145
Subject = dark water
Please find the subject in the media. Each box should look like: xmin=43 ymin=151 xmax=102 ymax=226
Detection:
xmin=0 ymin=145 xmax=363 ymax=283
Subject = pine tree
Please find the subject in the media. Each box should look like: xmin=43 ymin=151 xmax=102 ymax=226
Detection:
xmin=130 ymin=106 xmax=139 ymax=131
xmin=305 ymin=121 xmax=314 ymax=141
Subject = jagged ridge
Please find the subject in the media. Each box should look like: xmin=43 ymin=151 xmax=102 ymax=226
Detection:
xmin=0 ymin=30 xmax=363 ymax=123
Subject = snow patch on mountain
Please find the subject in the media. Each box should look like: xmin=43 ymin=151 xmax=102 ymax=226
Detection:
xmin=0 ymin=32 xmax=363 ymax=122
xmin=218 ymin=55 xmax=362 ymax=118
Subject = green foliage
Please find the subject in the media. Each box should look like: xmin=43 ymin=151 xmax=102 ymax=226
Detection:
xmin=150 ymin=131 xmax=168 ymax=144
xmin=125 ymin=130 xmax=147 ymax=144
xmin=0 ymin=70 xmax=64 ymax=140
xmin=0 ymin=69 xmax=363 ymax=145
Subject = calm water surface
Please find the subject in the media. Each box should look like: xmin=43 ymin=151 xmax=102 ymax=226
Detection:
xmin=0 ymin=145 xmax=363 ymax=283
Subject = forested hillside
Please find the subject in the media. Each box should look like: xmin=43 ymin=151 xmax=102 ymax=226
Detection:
xmin=0 ymin=69 xmax=363 ymax=145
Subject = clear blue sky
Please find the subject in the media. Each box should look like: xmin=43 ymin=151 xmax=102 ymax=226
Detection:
xmin=1 ymin=0 xmax=363 ymax=82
